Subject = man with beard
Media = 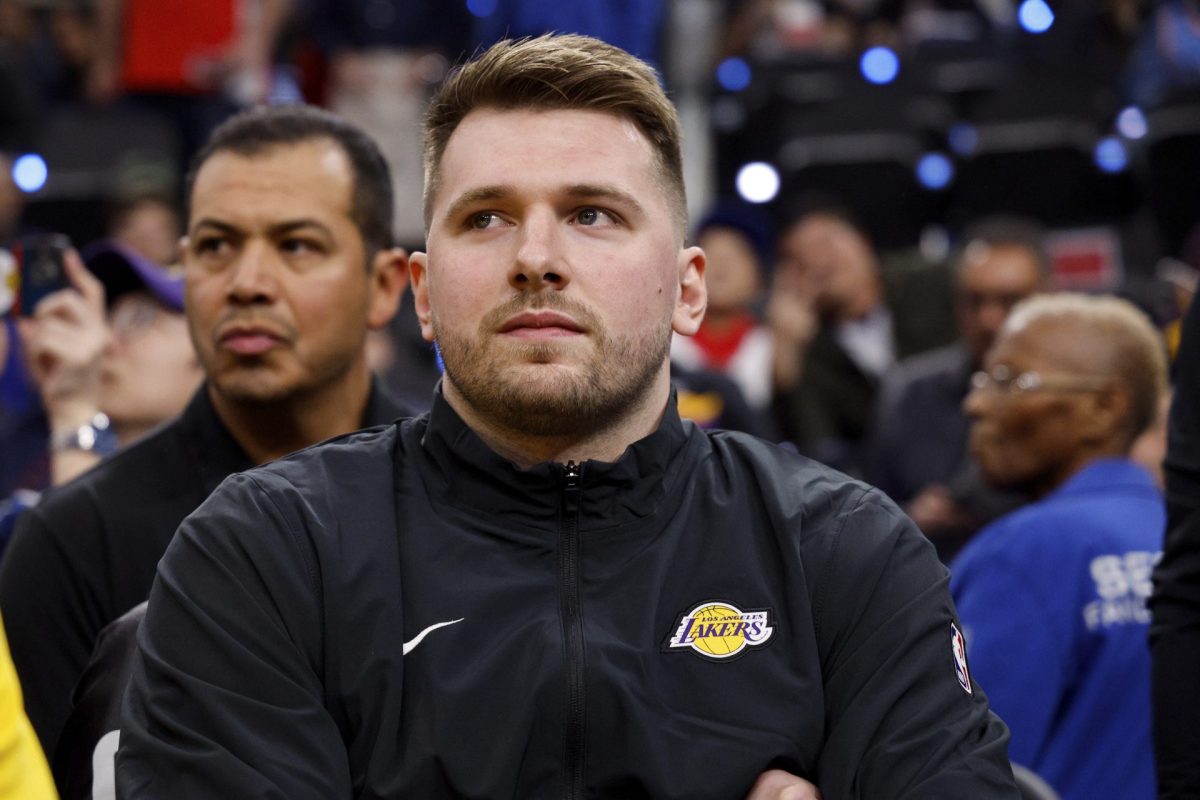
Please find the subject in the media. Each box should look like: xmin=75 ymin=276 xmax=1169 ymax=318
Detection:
xmin=0 ymin=104 xmax=410 ymax=765
xmin=952 ymin=294 xmax=1167 ymax=800
xmin=118 ymin=35 xmax=1017 ymax=799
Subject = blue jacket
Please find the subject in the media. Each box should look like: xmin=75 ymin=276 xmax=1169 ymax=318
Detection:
xmin=951 ymin=458 xmax=1162 ymax=800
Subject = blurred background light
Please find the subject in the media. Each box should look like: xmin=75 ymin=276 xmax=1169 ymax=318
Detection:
xmin=736 ymin=162 xmax=781 ymax=203
xmin=1018 ymin=0 xmax=1055 ymax=34
xmin=12 ymin=154 xmax=48 ymax=193
xmin=1094 ymin=136 xmax=1128 ymax=173
xmin=916 ymin=152 xmax=954 ymax=190
xmin=466 ymin=0 xmax=498 ymax=18
xmin=947 ymin=123 xmax=979 ymax=156
xmin=711 ymin=96 xmax=747 ymax=132
xmin=716 ymin=57 xmax=753 ymax=92
xmin=1116 ymin=106 xmax=1148 ymax=140
xmin=860 ymin=47 xmax=899 ymax=85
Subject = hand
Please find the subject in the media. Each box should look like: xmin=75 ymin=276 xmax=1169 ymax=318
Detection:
xmin=17 ymin=249 xmax=110 ymax=432
xmin=745 ymin=768 xmax=822 ymax=800
xmin=905 ymin=484 xmax=972 ymax=536
xmin=767 ymin=269 xmax=822 ymax=391
xmin=766 ymin=269 xmax=820 ymax=349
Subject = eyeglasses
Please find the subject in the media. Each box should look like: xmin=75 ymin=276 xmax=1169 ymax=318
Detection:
xmin=969 ymin=364 xmax=1111 ymax=395
xmin=108 ymin=293 xmax=165 ymax=338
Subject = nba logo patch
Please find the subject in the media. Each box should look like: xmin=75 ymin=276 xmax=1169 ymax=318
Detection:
xmin=663 ymin=601 xmax=774 ymax=661
xmin=951 ymin=622 xmax=972 ymax=695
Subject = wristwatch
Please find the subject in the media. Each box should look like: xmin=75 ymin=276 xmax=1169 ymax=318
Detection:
xmin=51 ymin=412 xmax=118 ymax=457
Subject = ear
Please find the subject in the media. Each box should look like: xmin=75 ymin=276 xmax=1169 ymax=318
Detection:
xmin=408 ymin=251 xmax=436 ymax=343
xmin=366 ymin=247 xmax=409 ymax=330
xmin=671 ymin=245 xmax=707 ymax=336
xmin=1078 ymin=382 xmax=1132 ymax=446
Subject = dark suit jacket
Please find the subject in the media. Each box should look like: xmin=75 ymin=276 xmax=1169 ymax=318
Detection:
xmin=773 ymin=255 xmax=956 ymax=475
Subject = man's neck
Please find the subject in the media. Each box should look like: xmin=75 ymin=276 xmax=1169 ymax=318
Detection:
xmin=209 ymin=364 xmax=374 ymax=465
xmin=443 ymin=374 xmax=672 ymax=470
xmin=114 ymin=421 xmax=153 ymax=448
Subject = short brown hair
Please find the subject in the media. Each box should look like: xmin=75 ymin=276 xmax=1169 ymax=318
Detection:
xmin=423 ymin=34 xmax=686 ymax=236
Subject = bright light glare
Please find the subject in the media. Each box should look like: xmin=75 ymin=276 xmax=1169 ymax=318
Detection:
xmin=1094 ymin=137 xmax=1128 ymax=173
xmin=12 ymin=154 xmax=47 ymax=193
xmin=860 ymin=47 xmax=900 ymax=85
xmin=466 ymin=0 xmax=498 ymax=17
xmin=1116 ymin=106 xmax=1148 ymax=140
xmin=716 ymin=58 xmax=752 ymax=92
xmin=1018 ymin=0 xmax=1055 ymax=34
xmin=736 ymin=162 xmax=780 ymax=204
xmin=916 ymin=152 xmax=954 ymax=190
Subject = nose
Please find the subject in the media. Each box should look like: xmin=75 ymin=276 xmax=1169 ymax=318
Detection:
xmin=962 ymin=383 xmax=988 ymax=419
xmin=509 ymin=209 xmax=569 ymax=291
xmin=227 ymin=242 xmax=278 ymax=305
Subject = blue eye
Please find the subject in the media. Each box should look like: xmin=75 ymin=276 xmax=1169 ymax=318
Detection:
xmin=573 ymin=207 xmax=615 ymax=226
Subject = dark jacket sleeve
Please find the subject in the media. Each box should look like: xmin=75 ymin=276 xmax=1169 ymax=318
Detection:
xmin=54 ymin=601 xmax=146 ymax=800
xmin=812 ymin=488 xmax=1018 ymax=799
xmin=0 ymin=498 xmax=110 ymax=758
xmin=116 ymin=472 xmax=351 ymax=799
xmin=1150 ymin=295 xmax=1200 ymax=797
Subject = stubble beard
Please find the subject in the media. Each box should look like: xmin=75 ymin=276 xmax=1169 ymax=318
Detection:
xmin=435 ymin=295 xmax=672 ymax=439
xmin=191 ymin=307 xmax=363 ymax=408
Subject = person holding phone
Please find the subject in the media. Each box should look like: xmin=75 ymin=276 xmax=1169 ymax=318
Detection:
xmin=15 ymin=242 xmax=201 ymax=487
xmin=0 ymin=243 xmax=204 ymax=559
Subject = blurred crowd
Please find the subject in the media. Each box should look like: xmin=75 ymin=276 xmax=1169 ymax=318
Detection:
xmin=0 ymin=1 xmax=1197 ymax=799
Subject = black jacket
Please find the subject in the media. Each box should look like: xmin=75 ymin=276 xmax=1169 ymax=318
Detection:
xmin=0 ymin=382 xmax=406 ymax=759
xmin=1151 ymin=294 xmax=1200 ymax=797
xmin=119 ymin=392 xmax=1017 ymax=799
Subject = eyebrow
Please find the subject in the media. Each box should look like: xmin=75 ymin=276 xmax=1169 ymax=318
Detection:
xmin=442 ymin=186 xmax=511 ymax=226
xmin=441 ymin=182 xmax=648 ymax=225
xmin=190 ymin=218 xmax=335 ymax=240
xmin=189 ymin=218 xmax=238 ymax=237
xmin=564 ymin=183 xmax=647 ymax=218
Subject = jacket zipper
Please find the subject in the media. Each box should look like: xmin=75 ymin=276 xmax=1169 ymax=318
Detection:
xmin=559 ymin=460 xmax=585 ymax=800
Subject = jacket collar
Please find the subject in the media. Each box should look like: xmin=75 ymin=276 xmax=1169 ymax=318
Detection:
xmin=177 ymin=386 xmax=255 ymax=496
xmin=178 ymin=380 xmax=409 ymax=496
xmin=418 ymin=387 xmax=693 ymax=531
xmin=362 ymin=380 xmax=412 ymax=428
xmin=1050 ymin=457 xmax=1160 ymax=501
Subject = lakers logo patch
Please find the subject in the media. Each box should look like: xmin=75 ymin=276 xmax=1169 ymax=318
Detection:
xmin=664 ymin=601 xmax=774 ymax=661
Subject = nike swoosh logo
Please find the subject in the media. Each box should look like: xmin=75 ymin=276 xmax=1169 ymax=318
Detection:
xmin=402 ymin=618 xmax=464 ymax=655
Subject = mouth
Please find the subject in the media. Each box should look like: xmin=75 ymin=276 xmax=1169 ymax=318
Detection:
xmin=967 ymin=426 xmax=998 ymax=460
xmin=497 ymin=311 xmax=587 ymax=339
xmin=217 ymin=325 xmax=287 ymax=356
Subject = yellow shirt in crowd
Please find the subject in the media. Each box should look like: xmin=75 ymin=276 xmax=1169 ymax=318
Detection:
xmin=0 ymin=615 xmax=56 ymax=799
